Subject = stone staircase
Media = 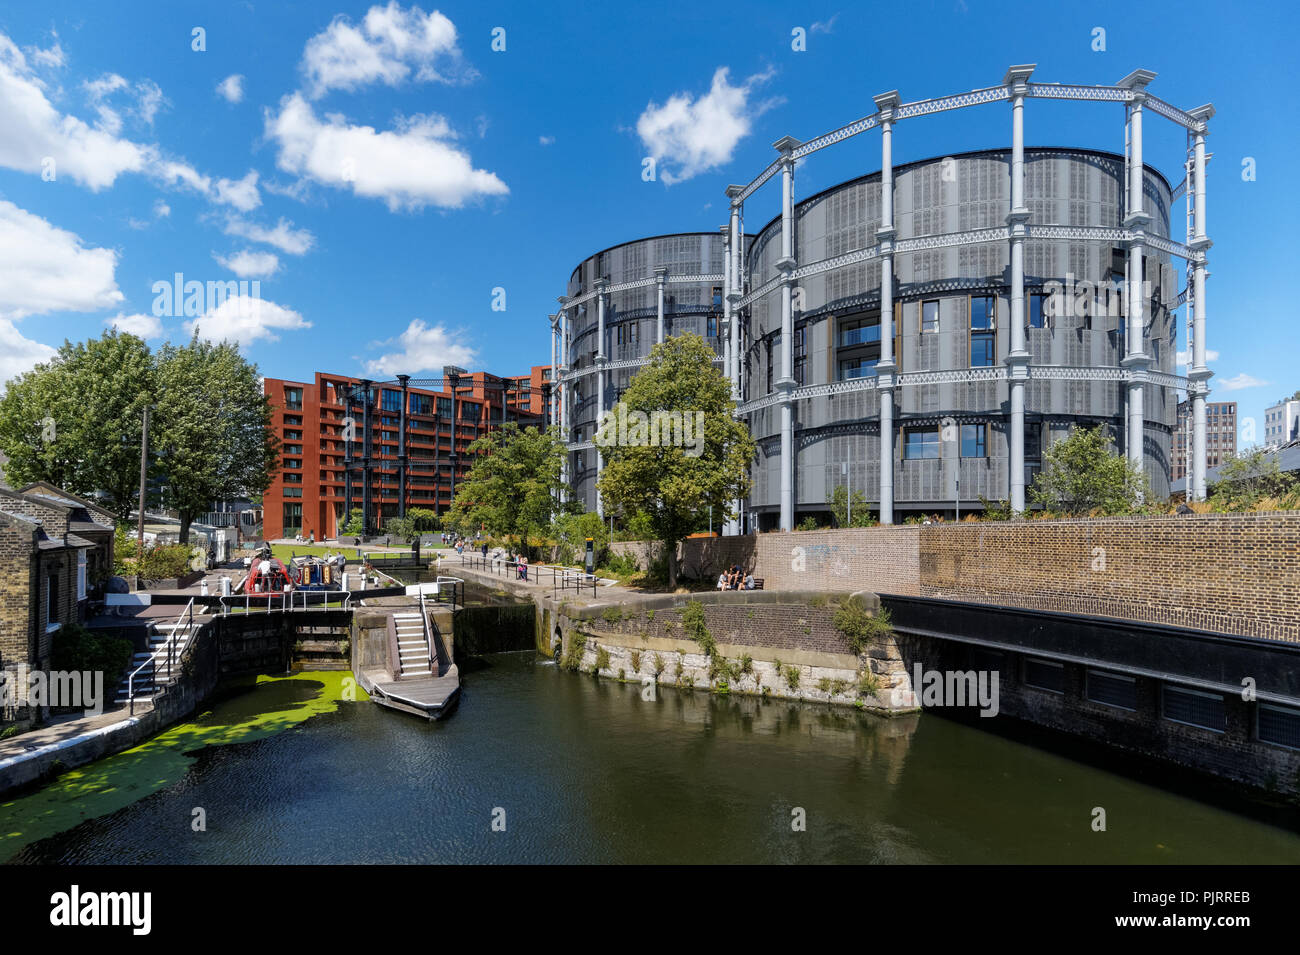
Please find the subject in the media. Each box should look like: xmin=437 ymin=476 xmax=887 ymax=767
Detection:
xmin=394 ymin=612 xmax=432 ymax=678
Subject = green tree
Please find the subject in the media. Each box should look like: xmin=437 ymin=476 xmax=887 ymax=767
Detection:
xmin=596 ymin=334 xmax=755 ymax=587
xmin=0 ymin=330 xmax=154 ymax=521
xmin=153 ymin=335 xmax=279 ymax=543
xmin=1209 ymin=448 xmax=1294 ymax=510
xmin=1028 ymin=424 xmax=1146 ymax=516
xmin=447 ymin=422 xmax=566 ymax=556
xmin=829 ymin=484 xmax=873 ymax=527
xmin=553 ymin=510 xmax=610 ymax=567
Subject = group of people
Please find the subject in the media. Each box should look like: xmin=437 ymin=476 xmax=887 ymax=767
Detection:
xmin=716 ymin=564 xmax=755 ymax=591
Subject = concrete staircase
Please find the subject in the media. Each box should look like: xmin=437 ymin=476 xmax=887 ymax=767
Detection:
xmin=394 ymin=612 xmax=432 ymax=678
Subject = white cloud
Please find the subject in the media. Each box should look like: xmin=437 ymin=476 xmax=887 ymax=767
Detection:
xmin=26 ymin=41 xmax=64 ymax=70
xmin=0 ymin=199 xmax=123 ymax=319
xmin=1176 ymin=348 xmax=1220 ymax=366
xmin=0 ymin=320 xmax=57 ymax=388
xmin=811 ymin=14 xmax=839 ymax=33
xmin=364 ymin=318 xmax=476 ymax=375
xmin=155 ymin=159 xmax=211 ymax=195
xmin=222 ymin=216 xmax=315 ymax=255
xmin=214 ymin=249 xmax=281 ymax=278
xmin=104 ymin=312 xmax=164 ymax=338
xmin=153 ymin=198 xmax=171 ymax=218
xmin=301 ymin=2 xmax=469 ymax=98
xmin=1218 ymin=373 xmax=1270 ymax=392
xmin=216 ymin=73 xmax=244 ymax=104
xmin=265 ymin=92 xmax=507 ymax=210
xmin=636 ymin=67 xmax=778 ymax=184
xmin=184 ymin=295 xmax=311 ymax=348
xmin=0 ymin=39 xmax=149 ymax=189
xmin=538 ymin=134 xmax=554 ymax=146
xmin=214 ymin=169 xmax=261 ymax=211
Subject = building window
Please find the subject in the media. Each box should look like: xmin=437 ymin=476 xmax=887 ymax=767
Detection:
xmin=284 ymin=473 xmax=302 ymax=484
xmin=960 ymin=424 xmax=986 ymax=458
xmin=282 ymin=503 xmax=303 ymax=538
xmin=437 ymin=397 xmax=452 ymax=418
xmin=77 ymin=550 xmax=87 ymax=601
xmin=284 ymin=459 xmax=302 ymax=469
xmin=970 ymin=332 xmax=995 ymax=367
xmin=1086 ymin=669 xmax=1137 ymax=711
xmin=284 ymin=415 xmax=303 ymax=426
xmin=285 ymin=429 xmax=303 ymax=441
xmin=1028 ymin=293 xmax=1048 ymax=328
xmin=838 ymin=317 xmax=881 ymax=347
xmin=767 ymin=333 xmax=781 ymax=393
xmin=283 ymin=487 xmax=303 ymax=498
xmin=284 ymin=387 xmax=303 ymax=410
xmin=793 ymin=326 xmax=806 ymax=385
xmin=1258 ymin=703 xmax=1300 ymax=750
xmin=839 ymin=357 xmax=878 ymax=380
xmin=921 ymin=300 xmax=939 ymax=333
xmin=283 ymin=444 xmax=303 ymax=456
xmin=410 ymin=393 xmax=431 ymax=415
xmin=1161 ymin=685 xmax=1226 ymax=733
xmin=1023 ymin=658 xmax=1065 ymax=693
xmin=47 ymin=571 xmax=59 ymax=631
xmin=904 ymin=427 xmax=939 ymax=460
xmin=970 ymin=295 xmax=995 ymax=330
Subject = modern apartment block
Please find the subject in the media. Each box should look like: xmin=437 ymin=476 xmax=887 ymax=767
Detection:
xmin=1264 ymin=395 xmax=1300 ymax=447
xmin=263 ymin=366 xmax=551 ymax=541
xmin=1174 ymin=400 xmax=1236 ymax=482
xmin=550 ymin=67 xmax=1215 ymax=528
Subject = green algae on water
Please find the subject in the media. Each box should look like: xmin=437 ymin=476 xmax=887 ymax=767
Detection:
xmin=0 ymin=671 xmax=367 ymax=862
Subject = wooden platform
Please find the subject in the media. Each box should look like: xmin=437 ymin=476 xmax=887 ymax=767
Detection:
xmin=367 ymin=666 xmax=460 ymax=720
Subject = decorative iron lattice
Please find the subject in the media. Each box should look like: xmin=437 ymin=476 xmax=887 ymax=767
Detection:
xmin=894 ymin=227 xmax=1006 ymax=255
xmin=737 ymin=273 xmax=785 ymax=310
xmin=1143 ymin=234 xmax=1194 ymax=261
xmin=738 ymin=158 xmax=784 ymax=203
xmin=895 ymin=86 xmax=1009 ymax=119
xmin=791 ymin=245 xmax=883 ymax=282
xmin=792 ymin=114 xmax=881 ymax=158
xmin=1144 ymin=95 xmax=1199 ymax=130
xmin=1025 ymin=83 xmax=1131 ymax=103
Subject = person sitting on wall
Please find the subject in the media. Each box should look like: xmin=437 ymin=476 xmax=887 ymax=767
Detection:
xmin=716 ymin=571 xmax=728 ymax=591
xmin=729 ymin=565 xmax=743 ymax=590
xmin=744 ymin=572 xmax=755 ymax=590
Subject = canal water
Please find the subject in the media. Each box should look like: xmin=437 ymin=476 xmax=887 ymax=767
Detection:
xmin=2 ymin=655 xmax=1297 ymax=864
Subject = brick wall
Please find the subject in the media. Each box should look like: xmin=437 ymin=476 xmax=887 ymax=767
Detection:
xmin=644 ymin=511 xmax=1300 ymax=642
xmin=0 ymin=516 xmax=35 ymax=676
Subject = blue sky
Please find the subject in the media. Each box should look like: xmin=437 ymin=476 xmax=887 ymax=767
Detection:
xmin=0 ymin=0 xmax=1295 ymax=440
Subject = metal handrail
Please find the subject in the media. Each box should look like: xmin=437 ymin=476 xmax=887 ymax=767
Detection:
xmin=419 ymin=591 xmax=436 ymax=675
xmin=218 ymin=589 xmax=353 ymax=616
xmin=127 ymin=597 xmax=195 ymax=715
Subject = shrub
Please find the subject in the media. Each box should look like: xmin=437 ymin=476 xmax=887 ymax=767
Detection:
xmin=783 ymin=665 xmax=801 ymax=689
xmin=561 ymin=635 xmax=588 ymax=671
xmin=629 ymin=651 xmax=642 ymax=674
xmin=138 ymin=543 xmax=192 ymax=581
xmin=833 ymin=599 xmax=894 ymax=656
xmin=594 ymin=646 xmax=611 ymax=672
xmin=652 ymin=653 xmax=666 ymax=678
xmin=601 ymin=551 xmax=640 ymax=576
xmin=858 ymin=670 xmax=881 ymax=698
xmin=797 ymin=516 xmax=820 ymax=531
xmin=680 ymin=600 xmax=716 ymax=657
xmin=51 ymin=623 xmax=132 ymax=680
xmin=979 ymin=497 xmax=1013 ymax=521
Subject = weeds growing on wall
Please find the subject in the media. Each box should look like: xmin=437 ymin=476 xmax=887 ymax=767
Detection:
xmin=833 ymin=598 xmax=894 ymax=656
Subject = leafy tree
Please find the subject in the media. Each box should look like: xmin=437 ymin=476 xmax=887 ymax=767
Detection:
xmin=1028 ymin=424 xmax=1146 ymax=516
xmin=596 ymin=334 xmax=755 ymax=587
xmin=0 ymin=330 xmax=154 ymax=521
xmin=553 ymin=510 xmax=609 ymax=566
xmin=1209 ymin=448 xmax=1295 ymax=511
xmin=153 ymin=335 xmax=279 ymax=543
xmin=339 ymin=508 xmax=364 ymax=537
xmin=447 ymin=422 xmax=566 ymax=556
xmin=829 ymin=484 xmax=873 ymax=527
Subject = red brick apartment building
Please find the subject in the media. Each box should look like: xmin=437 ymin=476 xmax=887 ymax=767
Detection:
xmin=263 ymin=367 xmax=553 ymax=541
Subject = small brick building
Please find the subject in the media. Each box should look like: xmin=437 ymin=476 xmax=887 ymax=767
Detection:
xmin=0 ymin=483 xmax=115 ymax=718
